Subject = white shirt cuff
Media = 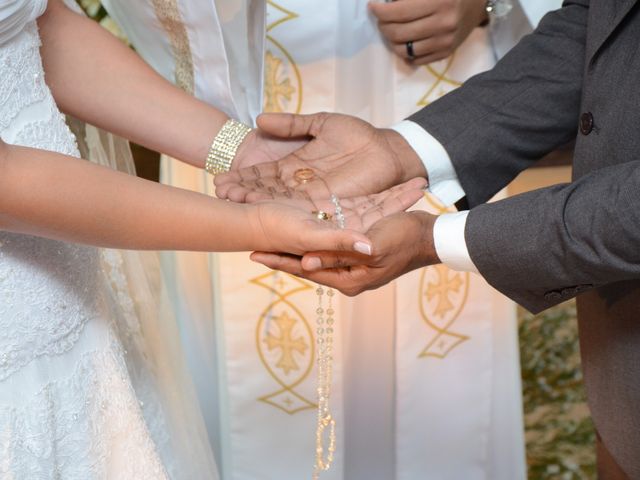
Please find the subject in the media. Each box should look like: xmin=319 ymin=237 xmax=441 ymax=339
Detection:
xmin=390 ymin=120 xmax=465 ymax=206
xmin=433 ymin=211 xmax=479 ymax=273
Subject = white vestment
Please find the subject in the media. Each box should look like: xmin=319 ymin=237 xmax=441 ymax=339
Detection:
xmin=102 ymin=1 xmax=561 ymax=479
xmin=262 ymin=2 xmax=559 ymax=479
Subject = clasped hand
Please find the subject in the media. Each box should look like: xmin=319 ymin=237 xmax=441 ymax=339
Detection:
xmin=370 ymin=0 xmax=489 ymax=65
xmin=216 ymin=112 xmax=441 ymax=295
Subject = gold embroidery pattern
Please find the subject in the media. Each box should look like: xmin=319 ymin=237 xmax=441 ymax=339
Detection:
xmin=256 ymin=1 xmax=311 ymax=416
xmin=264 ymin=1 xmax=303 ymax=113
xmin=419 ymin=265 xmax=470 ymax=359
xmin=266 ymin=0 xmax=297 ymax=32
xmin=418 ymin=194 xmax=470 ymax=359
xmin=416 ymin=55 xmax=463 ymax=107
xmin=426 ymin=265 xmax=465 ymax=318
xmin=253 ymin=271 xmax=317 ymax=415
xmin=264 ymin=312 xmax=308 ymax=375
xmin=150 ymin=0 xmax=194 ymax=94
xmin=264 ymin=48 xmax=298 ymax=113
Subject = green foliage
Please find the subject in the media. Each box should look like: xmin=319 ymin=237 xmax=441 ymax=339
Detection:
xmin=519 ymin=302 xmax=596 ymax=479
xmin=76 ymin=0 xmax=126 ymax=41
xmin=77 ymin=0 xmax=107 ymax=21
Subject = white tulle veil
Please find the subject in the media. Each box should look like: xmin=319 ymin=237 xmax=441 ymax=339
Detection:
xmin=68 ymin=120 xmax=220 ymax=479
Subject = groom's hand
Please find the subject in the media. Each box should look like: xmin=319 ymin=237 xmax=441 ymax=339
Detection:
xmin=250 ymin=211 xmax=440 ymax=296
xmin=232 ymin=128 xmax=308 ymax=171
xmin=214 ymin=112 xmax=428 ymax=203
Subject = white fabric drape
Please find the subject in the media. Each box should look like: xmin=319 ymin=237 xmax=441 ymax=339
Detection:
xmin=101 ymin=3 xmax=265 ymax=475
xmin=62 ymin=2 xmax=220 ymax=476
xmin=65 ymin=117 xmax=220 ymax=479
xmin=100 ymin=1 xmax=559 ymax=478
xmin=490 ymin=0 xmax=564 ymax=59
xmin=258 ymin=2 xmax=532 ymax=479
xmin=0 ymin=0 xmax=46 ymax=45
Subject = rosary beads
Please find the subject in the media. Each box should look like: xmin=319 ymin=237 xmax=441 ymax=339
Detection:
xmin=312 ymin=285 xmax=336 ymax=480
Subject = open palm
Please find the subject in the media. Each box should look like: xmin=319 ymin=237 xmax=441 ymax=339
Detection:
xmin=249 ymin=177 xmax=426 ymax=255
xmin=215 ymin=112 xmax=427 ymax=203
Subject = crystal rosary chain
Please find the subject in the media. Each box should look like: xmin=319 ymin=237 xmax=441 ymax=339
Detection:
xmin=309 ymin=191 xmax=344 ymax=479
xmin=313 ymin=286 xmax=336 ymax=480
xmin=330 ymin=194 xmax=345 ymax=229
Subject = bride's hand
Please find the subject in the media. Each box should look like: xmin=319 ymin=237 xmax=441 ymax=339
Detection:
xmin=232 ymin=129 xmax=308 ymax=171
xmin=245 ymin=177 xmax=426 ymax=256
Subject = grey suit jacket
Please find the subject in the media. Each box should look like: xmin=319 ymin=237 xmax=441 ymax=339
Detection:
xmin=409 ymin=0 xmax=640 ymax=477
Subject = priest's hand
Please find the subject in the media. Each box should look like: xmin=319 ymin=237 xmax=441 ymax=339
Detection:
xmin=250 ymin=211 xmax=440 ymax=295
xmin=214 ymin=112 xmax=428 ymax=203
xmin=370 ymin=0 xmax=489 ymax=65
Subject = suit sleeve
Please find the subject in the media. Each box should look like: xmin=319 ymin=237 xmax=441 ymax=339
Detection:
xmin=409 ymin=0 xmax=589 ymax=207
xmin=465 ymin=161 xmax=640 ymax=313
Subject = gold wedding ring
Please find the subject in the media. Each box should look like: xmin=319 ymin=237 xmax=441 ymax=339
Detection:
xmin=312 ymin=211 xmax=333 ymax=221
xmin=294 ymin=168 xmax=316 ymax=184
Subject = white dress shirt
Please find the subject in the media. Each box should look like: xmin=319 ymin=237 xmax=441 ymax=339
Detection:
xmin=390 ymin=0 xmax=564 ymax=273
xmin=391 ymin=121 xmax=479 ymax=273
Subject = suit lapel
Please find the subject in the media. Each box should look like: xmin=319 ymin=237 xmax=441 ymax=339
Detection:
xmin=587 ymin=0 xmax=638 ymax=61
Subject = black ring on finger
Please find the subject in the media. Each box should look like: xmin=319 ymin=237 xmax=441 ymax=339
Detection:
xmin=406 ymin=41 xmax=416 ymax=60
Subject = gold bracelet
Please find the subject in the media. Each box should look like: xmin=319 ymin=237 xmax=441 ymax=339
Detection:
xmin=205 ymin=119 xmax=252 ymax=175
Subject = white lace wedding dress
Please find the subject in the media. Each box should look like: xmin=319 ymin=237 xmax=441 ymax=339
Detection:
xmin=0 ymin=2 xmax=219 ymax=478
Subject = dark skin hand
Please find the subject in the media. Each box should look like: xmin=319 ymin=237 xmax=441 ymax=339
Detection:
xmin=214 ymin=112 xmax=428 ymax=203
xmin=233 ymin=129 xmax=307 ymax=171
xmin=250 ymin=211 xmax=441 ymax=296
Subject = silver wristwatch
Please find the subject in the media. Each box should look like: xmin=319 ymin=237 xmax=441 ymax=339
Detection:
xmin=485 ymin=0 xmax=513 ymax=18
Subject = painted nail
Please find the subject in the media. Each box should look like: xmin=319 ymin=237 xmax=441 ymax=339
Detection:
xmin=305 ymin=257 xmax=322 ymax=271
xmin=354 ymin=241 xmax=372 ymax=256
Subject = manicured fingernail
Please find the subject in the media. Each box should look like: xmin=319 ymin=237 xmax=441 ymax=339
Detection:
xmin=305 ymin=257 xmax=322 ymax=271
xmin=354 ymin=241 xmax=372 ymax=256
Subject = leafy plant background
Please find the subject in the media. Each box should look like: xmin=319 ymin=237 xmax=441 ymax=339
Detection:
xmin=519 ymin=302 xmax=596 ymax=479
xmin=76 ymin=0 xmax=125 ymax=41
xmin=76 ymin=1 xmax=597 ymax=477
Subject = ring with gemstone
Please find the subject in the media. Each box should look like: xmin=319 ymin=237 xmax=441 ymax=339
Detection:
xmin=312 ymin=210 xmax=333 ymax=221
xmin=294 ymin=168 xmax=316 ymax=184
